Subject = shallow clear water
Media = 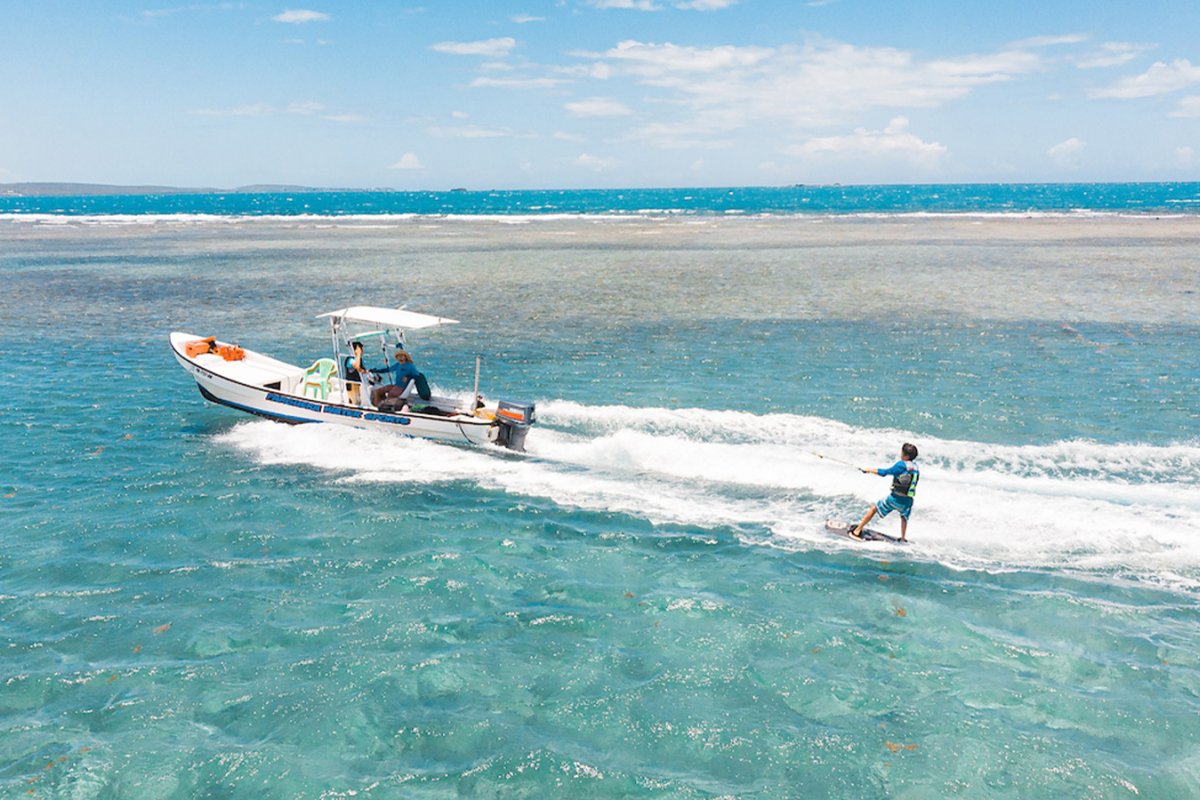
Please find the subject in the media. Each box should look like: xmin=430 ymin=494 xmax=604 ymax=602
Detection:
xmin=2 ymin=216 xmax=1199 ymax=798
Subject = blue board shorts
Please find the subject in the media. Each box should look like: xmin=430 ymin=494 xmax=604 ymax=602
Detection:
xmin=876 ymin=494 xmax=913 ymax=520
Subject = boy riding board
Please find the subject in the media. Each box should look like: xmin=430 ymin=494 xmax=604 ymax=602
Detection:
xmin=852 ymin=443 xmax=919 ymax=542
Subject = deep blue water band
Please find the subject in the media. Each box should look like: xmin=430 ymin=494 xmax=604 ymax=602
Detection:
xmin=3 ymin=182 xmax=1199 ymax=217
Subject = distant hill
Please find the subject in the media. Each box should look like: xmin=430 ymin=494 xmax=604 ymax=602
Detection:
xmin=0 ymin=182 xmax=338 ymax=197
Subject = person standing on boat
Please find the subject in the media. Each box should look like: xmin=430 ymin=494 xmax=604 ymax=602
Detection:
xmin=343 ymin=341 xmax=367 ymax=405
xmin=370 ymin=348 xmax=428 ymax=408
xmin=851 ymin=443 xmax=919 ymax=542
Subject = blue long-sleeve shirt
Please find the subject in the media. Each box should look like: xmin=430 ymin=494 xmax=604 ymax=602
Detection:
xmin=370 ymin=360 xmax=419 ymax=385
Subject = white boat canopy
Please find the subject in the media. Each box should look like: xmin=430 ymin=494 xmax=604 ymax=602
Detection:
xmin=317 ymin=306 xmax=460 ymax=330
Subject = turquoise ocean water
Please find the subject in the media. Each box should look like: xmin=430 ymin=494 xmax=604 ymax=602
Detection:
xmin=4 ymin=182 xmax=1200 ymax=218
xmin=3 ymin=185 xmax=1200 ymax=797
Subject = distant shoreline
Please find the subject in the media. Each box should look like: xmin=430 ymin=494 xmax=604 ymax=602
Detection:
xmin=0 ymin=182 xmax=343 ymax=197
xmin=4 ymin=180 xmax=1200 ymax=198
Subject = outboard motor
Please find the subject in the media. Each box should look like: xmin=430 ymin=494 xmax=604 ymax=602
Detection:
xmin=495 ymin=399 xmax=535 ymax=451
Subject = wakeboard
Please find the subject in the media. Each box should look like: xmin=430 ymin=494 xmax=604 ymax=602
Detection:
xmin=825 ymin=519 xmax=907 ymax=545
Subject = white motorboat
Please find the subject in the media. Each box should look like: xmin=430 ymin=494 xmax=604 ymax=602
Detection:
xmin=170 ymin=306 xmax=535 ymax=450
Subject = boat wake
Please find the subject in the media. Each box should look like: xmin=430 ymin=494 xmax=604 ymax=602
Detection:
xmin=214 ymin=399 xmax=1200 ymax=592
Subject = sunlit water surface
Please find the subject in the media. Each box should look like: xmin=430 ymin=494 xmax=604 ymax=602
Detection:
xmin=2 ymin=216 xmax=1199 ymax=798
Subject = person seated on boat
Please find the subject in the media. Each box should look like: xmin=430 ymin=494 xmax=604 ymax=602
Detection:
xmin=370 ymin=348 xmax=430 ymax=408
xmin=343 ymin=341 xmax=367 ymax=405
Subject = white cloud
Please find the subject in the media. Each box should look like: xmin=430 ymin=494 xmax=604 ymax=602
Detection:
xmin=585 ymin=63 xmax=613 ymax=80
xmin=789 ymin=117 xmax=946 ymax=166
xmin=512 ymin=14 xmax=544 ymax=23
xmin=576 ymin=153 xmax=619 ymax=171
xmin=469 ymin=76 xmax=567 ymax=89
xmin=588 ymin=0 xmax=662 ymax=9
xmin=1048 ymin=137 xmax=1085 ymax=166
xmin=430 ymin=37 xmax=516 ymax=57
xmin=565 ymin=97 xmax=633 ymax=117
xmin=273 ymin=9 xmax=329 ymax=24
xmin=142 ymin=4 xmax=240 ymax=21
xmin=570 ymin=38 xmax=1039 ymax=146
xmin=448 ymin=34 xmax=1050 ymax=157
xmin=427 ymin=125 xmax=511 ymax=139
xmin=1009 ymin=34 xmax=1089 ymax=49
xmin=587 ymin=39 xmax=775 ymax=74
xmin=389 ymin=153 xmax=423 ymax=170
xmin=190 ymin=101 xmax=364 ymax=122
xmin=1170 ymin=95 xmax=1200 ymax=117
xmin=620 ymin=121 xmax=735 ymax=150
xmin=554 ymin=131 xmax=588 ymax=143
xmin=1176 ymin=146 xmax=1196 ymax=168
xmin=1075 ymin=42 xmax=1154 ymax=69
xmin=1090 ymin=59 xmax=1200 ymax=99
xmin=192 ymin=103 xmax=274 ymax=117
xmin=286 ymin=100 xmax=324 ymax=115
xmin=592 ymin=0 xmax=740 ymax=7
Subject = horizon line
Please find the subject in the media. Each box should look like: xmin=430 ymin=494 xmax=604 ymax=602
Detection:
xmin=4 ymin=179 xmax=1200 ymax=198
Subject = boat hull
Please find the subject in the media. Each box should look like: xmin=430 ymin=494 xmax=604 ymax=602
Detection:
xmin=170 ymin=332 xmax=499 ymax=447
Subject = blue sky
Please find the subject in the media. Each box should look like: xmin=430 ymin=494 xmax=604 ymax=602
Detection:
xmin=2 ymin=1 xmax=1198 ymax=188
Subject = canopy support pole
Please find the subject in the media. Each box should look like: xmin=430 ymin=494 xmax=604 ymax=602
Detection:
xmin=473 ymin=355 xmax=481 ymax=408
